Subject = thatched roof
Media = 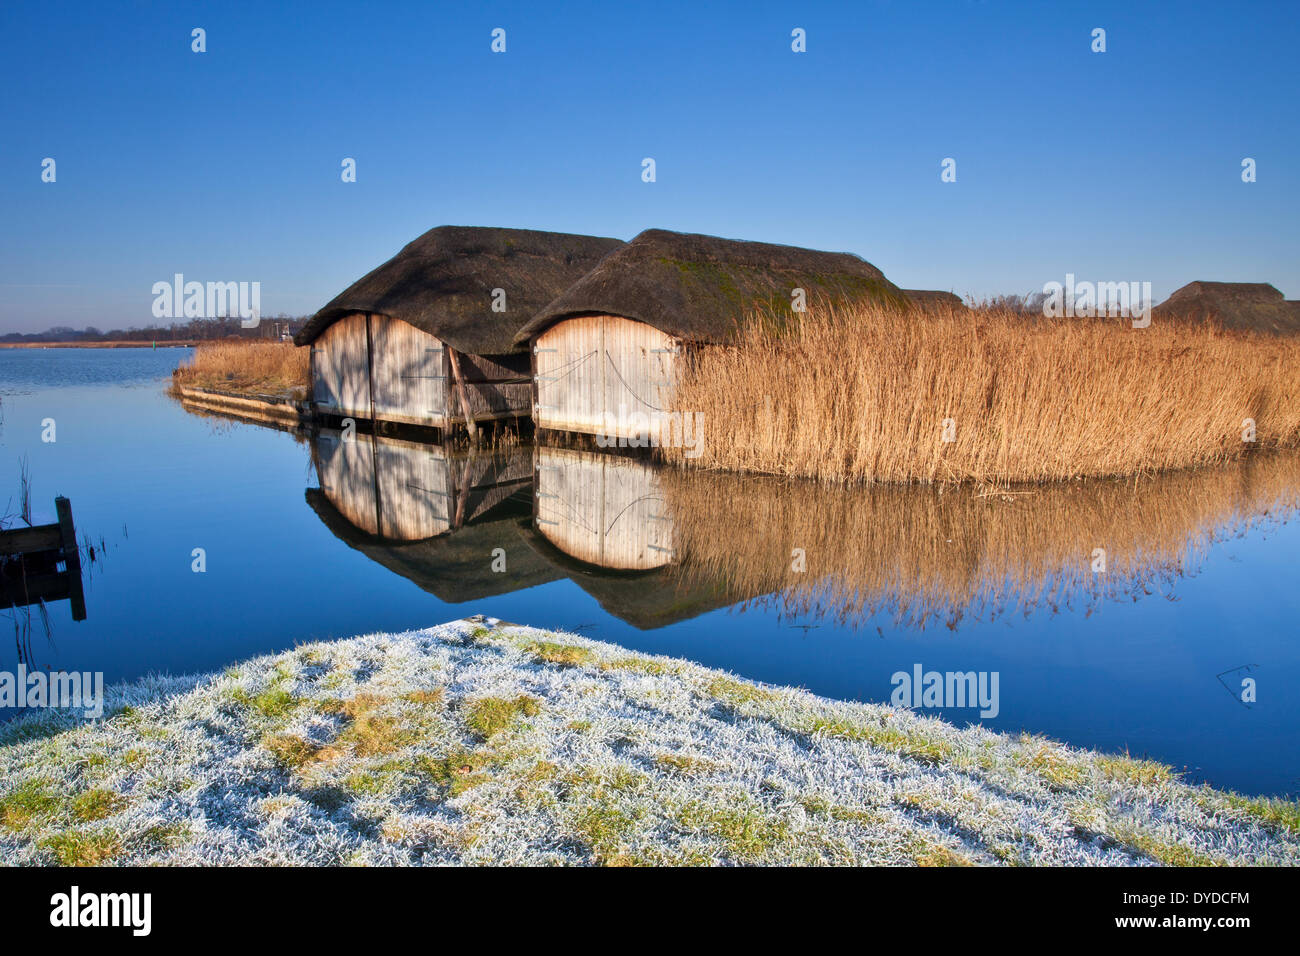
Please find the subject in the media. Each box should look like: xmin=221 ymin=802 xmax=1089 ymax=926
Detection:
xmin=1153 ymin=281 xmax=1300 ymax=334
xmin=514 ymin=229 xmax=906 ymax=344
xmin=295 ymin=226 xmax=623 ymax=353
xmin=903 ymin=290 xmax=966 ymax=311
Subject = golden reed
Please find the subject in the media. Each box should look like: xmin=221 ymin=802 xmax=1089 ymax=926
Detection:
xmin=172 ymin=339 xmax=309 ymax=396
xmin=668 ymin=303 xmax=1300 ymax=484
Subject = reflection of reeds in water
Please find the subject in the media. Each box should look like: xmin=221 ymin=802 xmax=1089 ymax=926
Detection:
xmin=668 ymin=304 xmax=1300 ymax=484
xmin=660 ymin=450 xmax=1300 ymax=629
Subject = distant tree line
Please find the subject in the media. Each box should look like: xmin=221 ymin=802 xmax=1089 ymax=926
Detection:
xmin=0 ymin=315 xmax=308 ymax=344
xmin=974 ymin=293 xmax=1051 ymax=313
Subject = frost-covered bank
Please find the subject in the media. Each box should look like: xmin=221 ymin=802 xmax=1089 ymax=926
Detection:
xmin=2 ymin=618 xmax=1297 ymax=866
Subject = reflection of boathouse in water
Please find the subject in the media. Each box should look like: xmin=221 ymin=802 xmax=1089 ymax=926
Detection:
xmin=312 ymin=427 xmax=533 ymax=540
xmin=308 ymin=427 xmax=553 ymax=602
xmin=530 ymin=446 xmax=673 ymax=571
xmin=305 ymin=431 xmax=735 ymax=627
xmin=307 ymin=425 xmax=1300 ymax=632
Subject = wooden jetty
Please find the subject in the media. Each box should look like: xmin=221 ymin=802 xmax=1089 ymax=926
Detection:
xmin=0 ymin=496 xmax=86 ymax=621
xmin=174 ymin=385 xmax=311 ymax=434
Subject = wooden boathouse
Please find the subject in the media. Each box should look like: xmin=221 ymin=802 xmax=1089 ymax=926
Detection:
xmin=512 ymin=229 xmax=907 ymax=440
xmin=294 ymin=226 xmax=622 ymax=435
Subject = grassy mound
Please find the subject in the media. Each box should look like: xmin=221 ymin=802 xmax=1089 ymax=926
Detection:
xmin=1 ymin=619 xmax=1296 ymax=866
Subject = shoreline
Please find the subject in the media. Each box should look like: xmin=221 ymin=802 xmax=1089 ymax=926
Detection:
xmin=174 ymin=380 xmax=1296 ymax=496
xmin=0 ymin=341 xmax=197 ymax=349
xmin=2 ymin=618 xmax=1296 ymax=866
xmin=160 ymin=351 xmax=1300 ymax=490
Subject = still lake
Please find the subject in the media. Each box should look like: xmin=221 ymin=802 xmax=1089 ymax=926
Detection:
xmin=2 ymin=347 xmax=1298 ymax=796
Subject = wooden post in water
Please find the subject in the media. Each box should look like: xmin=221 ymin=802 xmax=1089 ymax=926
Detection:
xmin=55 ymin=496 xmax=86 ymax=622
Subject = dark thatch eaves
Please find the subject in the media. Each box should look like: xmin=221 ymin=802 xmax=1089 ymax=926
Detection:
xmin=903 ymin=289 xmax=966 ymax=311
xmin=294 ymin=226 xmax=624 ymax=354
xmin=514 ymin=228 xmax=907 ymax=344
xmin=1153 ymin=281 xmax=1300 ymax=335
xmin=511 ymin=520 xmax=749 ymax=630
xmin=305 ymin=489 xmax=563 ymax=604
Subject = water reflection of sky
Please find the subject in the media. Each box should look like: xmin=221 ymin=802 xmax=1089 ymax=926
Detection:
xmin=2 ymin=347 xmax=1298 ymax=797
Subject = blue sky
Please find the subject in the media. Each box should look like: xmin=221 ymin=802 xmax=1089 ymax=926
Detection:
xmin=1 ymin=0 xmax=1296 ymax=333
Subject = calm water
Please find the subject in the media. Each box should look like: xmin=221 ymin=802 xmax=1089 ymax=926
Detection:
xmin=2 ymin=347 xmax=1299 ymax=797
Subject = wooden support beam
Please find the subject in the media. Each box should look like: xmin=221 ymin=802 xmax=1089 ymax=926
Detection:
xmin=447 ymin=347 xmax=478 ymax=441
xmin=0 ymin=524 xmax=62 ymax=556
xmin=0 ymin=572 xmax=73 ymax=611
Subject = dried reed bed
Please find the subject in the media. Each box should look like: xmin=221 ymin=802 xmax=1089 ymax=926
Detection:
xmin=171 ymin=339 xmax=309 ymax=397
xmin=660 ymin=450 xmax=1300 ymax=629
xmin=668 ymin=304 xmax=1300 ymax=484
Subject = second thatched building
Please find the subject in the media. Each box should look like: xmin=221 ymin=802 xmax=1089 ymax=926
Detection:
xmin=512 ymin=229 xmax=906 ymax=440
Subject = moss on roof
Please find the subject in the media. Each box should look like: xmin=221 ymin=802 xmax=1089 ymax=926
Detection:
xmin=515 ymin=228 xmax=907 ymax=344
